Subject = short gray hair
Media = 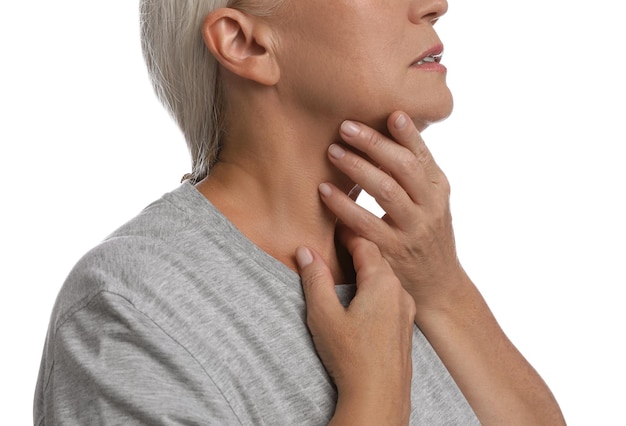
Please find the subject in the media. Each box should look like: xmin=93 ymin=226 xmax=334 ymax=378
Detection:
xmin=140 ymin=0 xmax=281 ymax=183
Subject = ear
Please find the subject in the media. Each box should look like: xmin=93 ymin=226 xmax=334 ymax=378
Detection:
xmin=202 ymin=8 xmax=280 ymax=86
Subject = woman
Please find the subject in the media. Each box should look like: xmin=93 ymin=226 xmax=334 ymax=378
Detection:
xmin=34 ymin=0 xmax=565 ymax=424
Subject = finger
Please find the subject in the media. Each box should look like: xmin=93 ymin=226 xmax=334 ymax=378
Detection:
xmin=336 ymin=224 xmax=385 ymax=289
xmin=386 ymin=111 xmax=447 ymax=186
xmin=335 ymin=225 xmax=385 ymax=276
xmin=341 ymin=234 xmax=396 ymax=292
xmin=296 ymin=246 xmax=343 ymax=317
xmin=319 ymin=182 xmax=391 ymax=244
xmin=338 ymin=119 xmax=436 ymax=205
xmin=327 ymin=143 xmax=415 ymax=220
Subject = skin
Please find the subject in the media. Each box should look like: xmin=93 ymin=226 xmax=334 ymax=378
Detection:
xmin=297 ymin=236 xmax=416 ymax=425
xmin=199 ymin=0 xmax=452 ymax=281
xmin=270 ymin=0 xmax=453 ymax=131
xmin=198 ymin=0 xmax=566 ymax=424
xmin=318 ymin=112 xmax=566 ymax=424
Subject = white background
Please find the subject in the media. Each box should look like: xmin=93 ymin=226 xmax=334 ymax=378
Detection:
xmin=1 ymin=1 xmax=624 ymax=424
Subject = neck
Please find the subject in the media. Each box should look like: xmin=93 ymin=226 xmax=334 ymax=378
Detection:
xmin=195 ymin=96 xmax=356 ymax=283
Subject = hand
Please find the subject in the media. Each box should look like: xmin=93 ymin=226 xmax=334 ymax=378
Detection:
xmin=320 ymin=113 xmax=567 ymax=425
xmin=296 ymin=231 xmax=415 ymax=425
xmin=320 ymin=111 xmax=468 ymax=310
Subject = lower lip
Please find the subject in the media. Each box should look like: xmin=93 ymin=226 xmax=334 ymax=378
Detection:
xmin=410 ymin=62 xmax=447 ymax=72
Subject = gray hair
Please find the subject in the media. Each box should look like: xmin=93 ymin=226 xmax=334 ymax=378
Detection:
xmin=140 ymin=0 xmax=281 ymax=184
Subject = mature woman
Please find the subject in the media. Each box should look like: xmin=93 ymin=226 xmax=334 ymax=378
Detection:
xmin=35 ymin=0 xmax=565 ymax=424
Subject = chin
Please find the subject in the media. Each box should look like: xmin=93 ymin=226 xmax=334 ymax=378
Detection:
xmin=355 ymin=90 xmax=453 ymax=134
xmin=409 ymin=91 xmax=454 ymax=131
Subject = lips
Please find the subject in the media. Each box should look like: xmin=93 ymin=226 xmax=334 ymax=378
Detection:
xmin=411 ymin=44 xmax=444 ymax=66
xmin=414 ymin=52 xmax=443 ymax=65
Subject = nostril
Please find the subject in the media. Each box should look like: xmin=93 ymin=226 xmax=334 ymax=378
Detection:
xmin=424 ymin=10 xmax=444 ymax=23
xmin=408 ymin=0 xmax=448 ymax=25
xmin=410 ymin=12 xmax=439 ymax=25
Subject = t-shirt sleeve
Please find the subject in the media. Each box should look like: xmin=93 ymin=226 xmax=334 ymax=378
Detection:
xmin=35 ymin=291 xmax=241 ymax=426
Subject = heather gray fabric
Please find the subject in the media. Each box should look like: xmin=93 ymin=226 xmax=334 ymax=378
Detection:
xmin=34 ymin=182 xmax=479 ymax=425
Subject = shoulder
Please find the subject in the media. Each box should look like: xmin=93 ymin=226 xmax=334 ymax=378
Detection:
xmin=56 ymin=235 xmax=172 ymax=309
xmin=48 ymin=183 xmax=210 ymax=332
xmin=35 ymin=281 xmax=243 ymax=426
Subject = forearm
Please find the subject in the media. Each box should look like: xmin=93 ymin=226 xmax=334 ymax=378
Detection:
xmin=413 ymin=274 xmax=565 ymax=425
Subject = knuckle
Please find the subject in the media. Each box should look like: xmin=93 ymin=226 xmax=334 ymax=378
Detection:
xmin=347 ymin=154 xmax=365 ymax=172
xmin=353 ymin=210 xmax=379 ymax=234
xmin=414 ymin=140 xmax=430 ymax=161
xmin=354 ymin=238 xmax=381 ymax=262
xmin=433 ymin=196 xmax=452 ymax=222
xmin=442 ymin=181 xmax=451 ymax=197
xmin=303 ymin=268 xmax=327 ymax=290
xmin=397 ymin=152 xmax=420 ymax=174
xmin=438 ymin=173 xmax=451 ymax=195
xmin=378 ymin=176 xmax=401 ymax=203
xmin=364 ymin=129 xmax=386 ymax=152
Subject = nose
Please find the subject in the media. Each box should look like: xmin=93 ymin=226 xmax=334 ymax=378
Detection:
xmin=409 ymin=0 xmax=448 ymax=25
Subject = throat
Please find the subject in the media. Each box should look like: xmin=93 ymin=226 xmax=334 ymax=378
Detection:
xmin=254 ymin=227 xmax=356 ymax=285
xmin=195 ymin=172 xmax=355 ymax=285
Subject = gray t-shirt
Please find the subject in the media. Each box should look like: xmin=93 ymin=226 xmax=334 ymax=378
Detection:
xmin=34 ymin=182 xmax=479 ymax=425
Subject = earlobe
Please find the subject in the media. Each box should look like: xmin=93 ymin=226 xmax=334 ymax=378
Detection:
xmin=202 ymin=8 xmax=279 ymax=86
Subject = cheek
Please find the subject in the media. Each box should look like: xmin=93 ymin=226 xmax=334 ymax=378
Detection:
xmin=277 ymin=38 xmax=377 ymax=117
xmin=278 ymin=56 xmax=348 ymax=116
xmin=275 ymin=15 xmax=450 ymax=124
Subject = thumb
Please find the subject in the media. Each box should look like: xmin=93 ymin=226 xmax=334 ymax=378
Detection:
xmin=296 ymin=247 xmax=342 ymax=317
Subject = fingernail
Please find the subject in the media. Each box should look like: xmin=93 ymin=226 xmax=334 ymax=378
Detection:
xmin=328 ymin=144 xmax=346 ymax=159
xmin=318 ymin=183 xmax=332 ymax=197
xmin=394 ymin=114 xmax=407 ymax=130
xmin=296 ymin=247 xmax=314 ymax=268
xmin=341 ymin=120 xmax=360 ymax=137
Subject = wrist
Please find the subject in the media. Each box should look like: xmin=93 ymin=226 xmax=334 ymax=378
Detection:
xmin=408 ymin=266 xmax=475 ymax=318
xmin=330 ymin=388 xmax=410 ymax=426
